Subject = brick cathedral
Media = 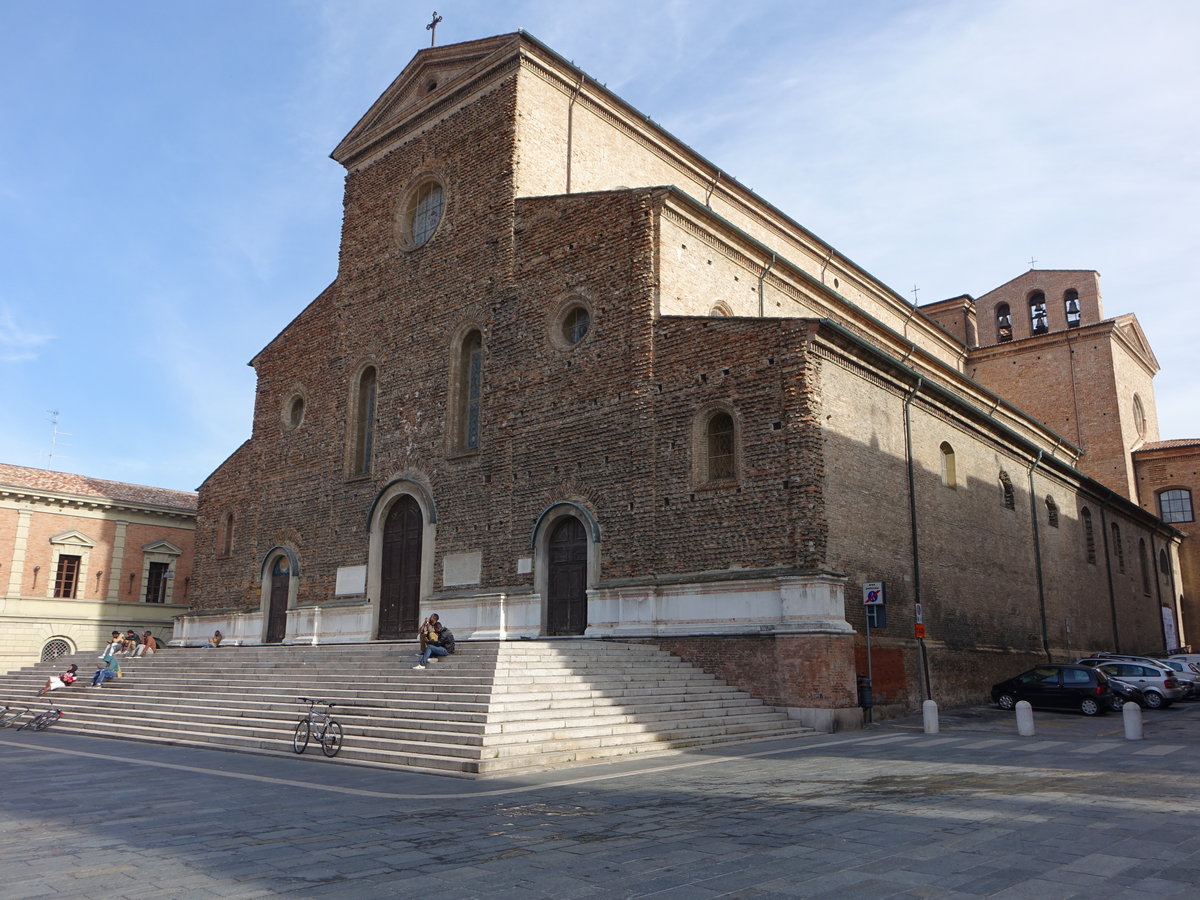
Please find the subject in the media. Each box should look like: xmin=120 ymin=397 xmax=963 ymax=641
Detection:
xmin=189 ymin=33 xmax=1197 ymax=722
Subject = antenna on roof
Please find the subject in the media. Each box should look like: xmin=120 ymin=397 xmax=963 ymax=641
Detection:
xmin=46 ymin=409 xmax=70 ymax=469
xmin=910 ymin=284 xmax=921 ymax=306
xmin=426 ymin=11 xmax=443 ymax=47
xmin=1029 ymin=255 xmax=1037 ymax=270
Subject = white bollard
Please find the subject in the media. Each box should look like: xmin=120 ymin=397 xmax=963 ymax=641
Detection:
xmin=922 ymin=699 xmax=939 ymax=734
xmin=1015 ymin=700 xmax=1036 ymax=736
xmin=1122 ymin=701 xmax=1143 ymax=741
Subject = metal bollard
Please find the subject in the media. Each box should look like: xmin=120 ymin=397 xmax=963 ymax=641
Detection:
xmin=1122 ymin=701 xmax=1143 ymax=741
xmin=1015 ymin=700 xmax=1036 ymax=736
xmin=922 ymin=699 xmax=939 ymax=734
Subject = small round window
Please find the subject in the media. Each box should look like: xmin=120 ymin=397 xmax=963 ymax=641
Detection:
xmin=562 ymin=306 xmax=591 ymax=345
xmin=400 ymin=178 xmax=445 ymax=249
xmin=1132 ymin=394 xmax=1146 ymax=438
xmin=282 ymin=393 xmax=306 ymax=431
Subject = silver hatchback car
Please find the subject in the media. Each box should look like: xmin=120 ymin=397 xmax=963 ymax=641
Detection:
xmin=1089 ymin=661 xmax=1185 ymax=708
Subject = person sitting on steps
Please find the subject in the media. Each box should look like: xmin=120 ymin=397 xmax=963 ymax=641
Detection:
xmin=413 ymin=615 xmax=455 ymax=669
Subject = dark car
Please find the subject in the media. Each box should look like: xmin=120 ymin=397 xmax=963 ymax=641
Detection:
xmin=1107 ymin=677 xmax=1147 ymax=711
xmin=991 ymin=664 xmax=1115 ymax=716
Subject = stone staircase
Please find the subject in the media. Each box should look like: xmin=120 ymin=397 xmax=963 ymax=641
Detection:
xmin=0 ymin=640 xmax=814 ymax=777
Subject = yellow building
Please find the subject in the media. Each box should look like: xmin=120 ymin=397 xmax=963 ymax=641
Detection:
xmin=0 ymin=463 xmax=196 ymax=673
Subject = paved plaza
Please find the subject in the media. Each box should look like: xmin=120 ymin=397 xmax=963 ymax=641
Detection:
xmin=2 ymin=703 xmax=1199 ymax=898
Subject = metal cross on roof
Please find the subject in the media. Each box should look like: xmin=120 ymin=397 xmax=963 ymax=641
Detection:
xmin=427 ymin=11 xmax=443 ymax=47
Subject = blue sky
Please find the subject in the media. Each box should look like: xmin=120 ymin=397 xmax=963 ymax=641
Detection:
xmin=2 ymin=0 xmax=1198 ymax=492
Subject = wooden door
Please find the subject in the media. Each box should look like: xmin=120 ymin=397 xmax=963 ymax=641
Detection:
xmin=265 ymin=556 xmax=290 ymax=644
xmin=379 ymin=495 xmax=422 ymax=639
xmin=547 ymin=517 xmax=588 ymax=635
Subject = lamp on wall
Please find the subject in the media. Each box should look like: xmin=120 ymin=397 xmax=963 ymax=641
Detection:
xmin=32 ymin=565 xmax=40 ymax=588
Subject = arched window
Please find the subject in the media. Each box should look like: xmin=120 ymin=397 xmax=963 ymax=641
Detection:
xmin=350 ymin=366 xmax=377 ymax=475
xmin=1160 ymin=548 xmax=1171 ymax=576
xmin=453 ymin=330 xmax=483 ymax=452
xmin=1028 ymin=291 xmax=1049 ymax=334
xmin=1064 ymin=289 xmax=1081 ymax=328
xmin=1081 ymin=506 xmax=1096 ymax=563
xmin=939 ymin=442 xmax=956 ymax=488
xmin=1045 ymin=496 xmax=1059 ymax=528
xmin=1132 ymin=394 xmax=1146 ymax=439
xmin=710 ymin=302 xmax=732 ymax=317
xmin=999 ymin=470 xmax=1015 ymax=510
xmin=995 ymin=303 xmax=1013 ymax=343
xmin=219 ymin=512 xmax=234 ymax=557
xmin=1158 ymin=488 xmax=1194 ymax=524
xmin=694 ymin=408 xmax=737 ymax=484
xmin=41 ymin=638 xmax=72 ymax=662
xmin=1110 ymin=522 xmax=1125 ymax=573
xmin=1139 ymin=539 xmax=1151 ymax=595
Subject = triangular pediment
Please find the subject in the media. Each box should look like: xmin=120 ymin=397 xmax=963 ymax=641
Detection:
xmin=141 ymin=539 xmax=183 ymax=556
xmin=49 ymin=529 xmax=95 ymax=548
xmin=332 ymin=33 xmax=521 ymax=168
xmin=1112 ymin=313 xmax=1160 ymax=372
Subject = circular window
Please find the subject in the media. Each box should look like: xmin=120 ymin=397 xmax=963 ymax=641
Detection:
xmin=399 ymin=177 xmax=445 ymax=250
xmin=1132 ymin=394 xmax=1146 ymax=438
xmin=562 ymin=306 xmax=591 ymax=345
xmin=282 ymin=392 xmax=306 ymax=431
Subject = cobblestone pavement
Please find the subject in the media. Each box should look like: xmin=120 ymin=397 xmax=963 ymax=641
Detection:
xmin=2 ymin=703 xmax=1199 ymax=898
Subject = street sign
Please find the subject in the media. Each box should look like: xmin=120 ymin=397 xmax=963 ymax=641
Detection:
xmin=863 ymin=582 xmax=885 ymax=605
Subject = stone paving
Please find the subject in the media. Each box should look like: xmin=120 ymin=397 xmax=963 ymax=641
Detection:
xmin=2 ymin=702 xmax=1199 ymax=898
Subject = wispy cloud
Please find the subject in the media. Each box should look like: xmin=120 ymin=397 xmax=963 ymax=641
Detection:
xmin=0 ymin=302 xmax=53 ymax=363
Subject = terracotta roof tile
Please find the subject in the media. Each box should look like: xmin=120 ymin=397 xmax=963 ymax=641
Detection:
xmin=0 ymin=463 xmax=197 ymax=511
xmin=1135 ymin=439 xmax=1200 ymax=452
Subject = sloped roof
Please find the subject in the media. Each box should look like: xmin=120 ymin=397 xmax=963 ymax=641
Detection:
xmin=0 ymin=463 xmax=197 ymax=512
xmin=1134 ymin=439 xmax=1200 ymax=453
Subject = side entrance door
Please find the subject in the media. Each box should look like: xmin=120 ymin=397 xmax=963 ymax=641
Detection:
xmin=265 ymin=556 xmax=290 ymax=644
xmin=379 ymin=495 xmax=422 ymax=640
xmin=547 ymin=517 xmax=588 ymax=636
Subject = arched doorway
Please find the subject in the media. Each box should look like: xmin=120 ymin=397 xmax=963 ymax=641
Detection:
xmin=265 ymin=555 xmax=291 ymax=644
xmin=379 ymin=495 xmax=422 ymax=639
xmin=547 ymin=516 xmax=588 ymax=635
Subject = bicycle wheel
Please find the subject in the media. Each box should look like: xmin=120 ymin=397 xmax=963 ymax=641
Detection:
xmin=320 ymin=721 xmax=343 ymax=757
xmin=33 ymin=713 xmax=58 ymax=732
xmin=292 ymin=720 xmax=310 ymax=754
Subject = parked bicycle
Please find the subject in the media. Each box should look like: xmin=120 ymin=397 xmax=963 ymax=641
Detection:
xmin=292 ymin=697 xmax=343 ymax=757
xmin=0 ymin=706 xmax=30 ymax=728
xmin=18 ymin=708 xmax=64 ymax=732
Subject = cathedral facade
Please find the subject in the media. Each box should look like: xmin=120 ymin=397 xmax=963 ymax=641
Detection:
xmin=187 ymin=34 xmax=1189 ymax=721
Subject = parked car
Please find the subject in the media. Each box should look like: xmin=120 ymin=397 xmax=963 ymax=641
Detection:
xmin=991 ymin=665 xmax=1114 ymax=716
xmin=1156 ymin=659 xmax=1200 ymax=697
xmin=1089 ymin=662 xmax=1184 ymax=709
xmin=1076 ymin=655 xmax=1192 ymax=697
xmin=1161 ymin=657 xmax=1200 ymax=672
xmin=1107 ymin=677 xmax=1147 ymax=711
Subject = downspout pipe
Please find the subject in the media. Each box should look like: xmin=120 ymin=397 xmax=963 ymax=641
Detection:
xmin=1099 ymin=498 xmax=1121 ymax=652
xmin=902 ymin=376 xmax=931 ymax=700
xmin=1026 ymin=450 xmax=1051 ymax=661
xmin=757 ymin=253 xmax=776 ymax=318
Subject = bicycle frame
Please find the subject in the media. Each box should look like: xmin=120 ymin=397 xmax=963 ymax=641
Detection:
xmin=292 ymin=697 xmax=343 ymax=757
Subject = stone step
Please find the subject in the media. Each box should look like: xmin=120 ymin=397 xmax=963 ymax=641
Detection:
xmin=2 ymin=640 xmax=814 ymax=777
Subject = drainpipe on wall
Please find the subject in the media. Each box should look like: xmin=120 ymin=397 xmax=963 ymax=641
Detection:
xmin=1098 ymin=499 xmax=1121 ymax=653
xmin=1026 ymin=450 xmax=1051 ymax=661
xmin=902 ymin=376 xmax=930 ymax=700
xmin=757 ymin=253 xmax=776 ymax=318
xmin=565 ymin=73 xmax=585 ymax=194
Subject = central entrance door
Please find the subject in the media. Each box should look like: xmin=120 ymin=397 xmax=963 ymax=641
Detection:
xmin=379 ymin=495 xmax=422 ymax=639
xmin=265 ymin=555 xmax=290 ymax=644
xmin=547 ymin=516 xmax=588 ymax=635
